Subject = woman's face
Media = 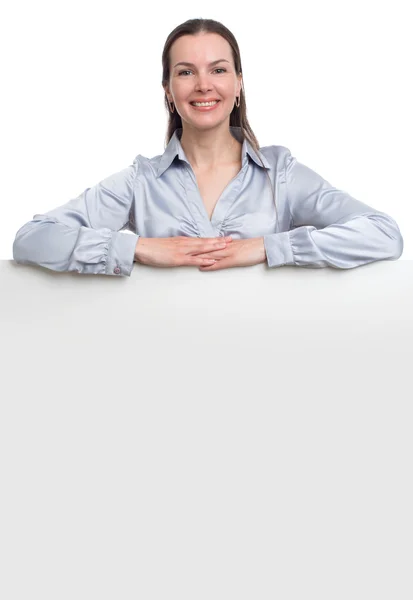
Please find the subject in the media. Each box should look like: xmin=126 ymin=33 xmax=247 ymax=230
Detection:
xmin=164 ymin=32 xmax=242 ymax=132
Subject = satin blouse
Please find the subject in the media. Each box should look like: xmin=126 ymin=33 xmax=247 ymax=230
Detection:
xmin=12 ymin=126 xmax=403 ymax=276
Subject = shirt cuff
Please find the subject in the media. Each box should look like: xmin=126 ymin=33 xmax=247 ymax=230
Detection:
xmin=106 ymin=231 xmax=139 ymax=276
xmin=263 ymin=232 xmax=295 ymax=268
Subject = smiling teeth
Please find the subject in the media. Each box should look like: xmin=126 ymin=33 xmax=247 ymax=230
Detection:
xmin=192 ymin=101 xmax=218 ymax=106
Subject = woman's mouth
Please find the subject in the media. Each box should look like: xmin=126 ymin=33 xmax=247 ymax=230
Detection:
xmin=190 ymin=100 xmax=221 ymax=111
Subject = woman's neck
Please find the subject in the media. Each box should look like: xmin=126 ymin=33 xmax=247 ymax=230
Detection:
xmin=180 ymin=126 xmax=242 ymax=170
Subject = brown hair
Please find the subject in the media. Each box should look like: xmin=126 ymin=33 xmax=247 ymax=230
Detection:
xmin=161 ymin=18 xmax=277 ymax=222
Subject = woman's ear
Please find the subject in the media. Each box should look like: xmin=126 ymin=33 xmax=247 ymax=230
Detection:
xmin=163 ymin=83 xmax=170 ymax=101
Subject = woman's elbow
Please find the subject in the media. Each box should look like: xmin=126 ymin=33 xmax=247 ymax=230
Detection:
xmin=392 ymin=231 xmax=404 ymax=260
xmin=12 ymin=223 xmax=34 ymax=264
xmin=368 ymin=213 xmax=404 ymax=261
xmin=385 ymin=217 xmax=404 ymax=260
xmin=12 ymin=218 xmax=63 ymax=267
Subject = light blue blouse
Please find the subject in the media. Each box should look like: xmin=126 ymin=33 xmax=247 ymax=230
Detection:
xmin=12 ymin=126 xmax=403 ymax=276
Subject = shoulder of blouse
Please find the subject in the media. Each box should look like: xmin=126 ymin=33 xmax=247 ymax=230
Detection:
xmin=256 ymin=144 xmax=292 ymax=178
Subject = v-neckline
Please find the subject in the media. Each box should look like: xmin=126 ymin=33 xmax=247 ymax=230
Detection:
xmin=183 ymin=162 xmax=247 ymax=234
xmin=194 ymin=164 xmax=243 ymax=222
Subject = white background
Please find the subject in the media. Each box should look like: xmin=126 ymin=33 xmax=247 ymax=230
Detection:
xmin=2 ymin=0 xmax=412 ymax=259
xmin=1 ymin=2 xmax=413 ymax=596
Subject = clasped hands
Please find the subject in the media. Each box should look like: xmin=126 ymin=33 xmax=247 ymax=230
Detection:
xmin=134 ymin=235 xmax=267 ymax=270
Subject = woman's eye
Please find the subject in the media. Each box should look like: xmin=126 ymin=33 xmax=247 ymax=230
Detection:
xmin=178 ymin=68 xmax=227 ymax=76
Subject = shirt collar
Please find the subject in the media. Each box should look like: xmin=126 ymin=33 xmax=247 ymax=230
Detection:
xmin=156 ymin=126 xmax=270 ymax=178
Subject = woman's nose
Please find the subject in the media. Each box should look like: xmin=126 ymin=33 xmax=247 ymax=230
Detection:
xmin=195 ymin=75 xmax=213 ymax=91
xmin=196 ymin=85 xmax=212 ymax=93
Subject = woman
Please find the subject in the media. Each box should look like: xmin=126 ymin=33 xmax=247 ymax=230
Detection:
xmin=13 ymin=18 xmax=403 ymax=276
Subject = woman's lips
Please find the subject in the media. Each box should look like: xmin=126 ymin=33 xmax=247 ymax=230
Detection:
xmin=190 ymin=100 xmax=221 ymax=112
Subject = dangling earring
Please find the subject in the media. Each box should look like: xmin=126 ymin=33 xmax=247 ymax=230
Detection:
xmin=235 ymin=96 xmax=240 ymax=108
xmin=168 ymin=99 xmax=175 ymax=113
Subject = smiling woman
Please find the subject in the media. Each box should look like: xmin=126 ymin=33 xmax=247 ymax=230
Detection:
xmin=12 ymin=18 xmax=403 ymax=276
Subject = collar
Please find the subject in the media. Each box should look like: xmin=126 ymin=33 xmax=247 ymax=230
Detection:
xmin=156 ymin=126 xmax=270 ymax=178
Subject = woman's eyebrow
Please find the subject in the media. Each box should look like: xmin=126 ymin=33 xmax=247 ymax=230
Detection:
xmin=173 ymin=59 xmax=230 ymax=68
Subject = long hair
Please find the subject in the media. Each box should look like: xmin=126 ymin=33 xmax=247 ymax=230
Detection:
xmin=161 ymin=18 xmax=277 ymax=223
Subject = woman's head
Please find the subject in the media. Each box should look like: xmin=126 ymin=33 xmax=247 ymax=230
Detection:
xmin=161 ymin=18 xmax=259 ymax=150
xmin=161 ymin=19 xmax=277 ymax=225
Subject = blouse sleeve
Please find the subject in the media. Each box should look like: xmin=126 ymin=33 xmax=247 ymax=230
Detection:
xmin=263 ymin=152 xmax=404 ymax=269
xmin=12 ymin=160 xmax=140 ymax=277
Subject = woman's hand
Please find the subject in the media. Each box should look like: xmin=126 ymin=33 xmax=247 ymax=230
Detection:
xmin=197 ymin=237 xmax=267 ymax=271
xmin=134 ymin=236 xmax=233 ymax=267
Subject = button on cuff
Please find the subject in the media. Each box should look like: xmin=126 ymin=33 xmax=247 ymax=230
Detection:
xmin=106 ymin=231 xmax=138 ymax=276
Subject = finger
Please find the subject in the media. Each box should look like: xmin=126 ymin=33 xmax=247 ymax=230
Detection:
xmin=200 ymin=254 xmax=236 ymax=270
xmin=198 ymin=262 xmax=221 ymax=271
xmin=196 ymin=250 xmax=227 ymax=259
xmin=190 ymin=257 xmax=218 ymax=266
xmin=199 ymin=236 xmax=233 ymax=244
xmin=185 ymin=237 xmax=233 ymax=254
xmin=199 ymin=258 xmax=230 ymax=271
xmin=191 ymin=242 xmax=229 ymax=256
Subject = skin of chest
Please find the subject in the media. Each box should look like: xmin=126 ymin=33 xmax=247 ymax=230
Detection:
xmin=192 ymin=162 xmax=243 ymax=220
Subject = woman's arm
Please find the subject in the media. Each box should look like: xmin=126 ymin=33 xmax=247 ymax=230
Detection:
xmin=12 ymin=161 xmax=140 ymax=276
xmin=263 ymin=152 xmax=404 ymax=269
